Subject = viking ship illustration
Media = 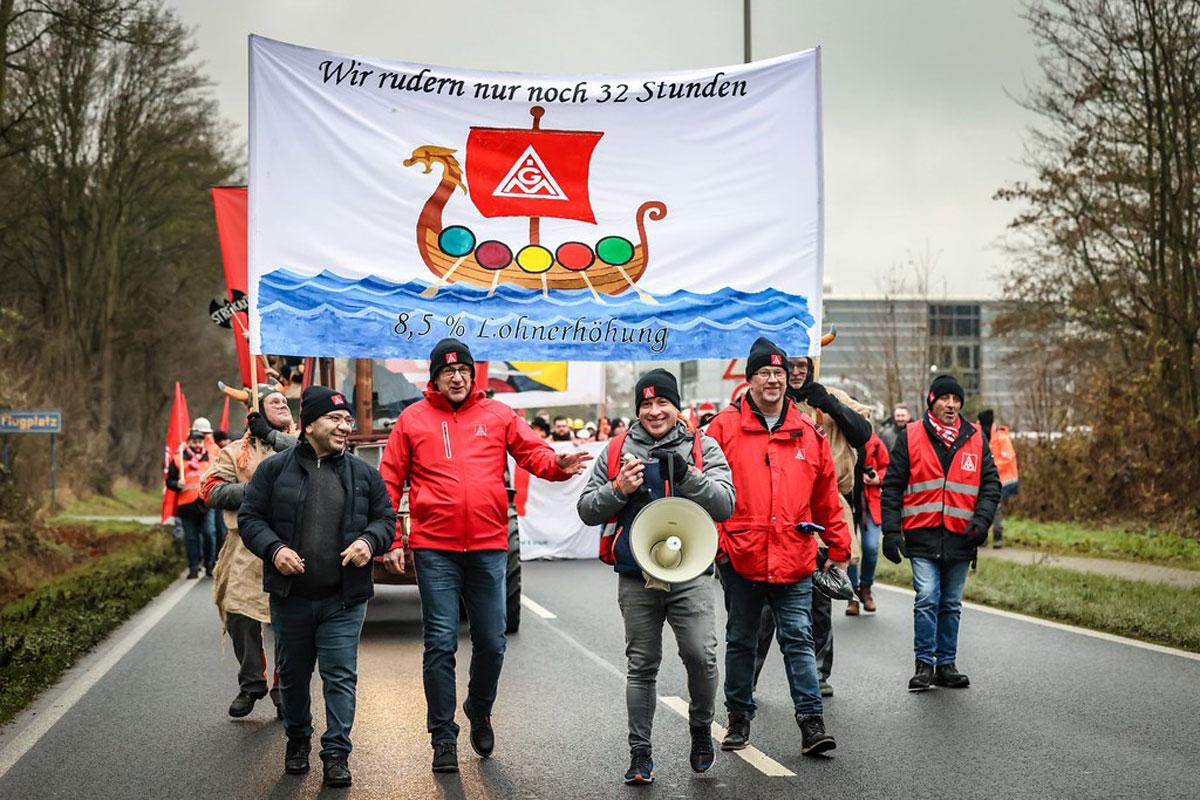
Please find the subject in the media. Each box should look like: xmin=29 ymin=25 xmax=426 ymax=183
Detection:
xmin=404 ymin=106 xmax=666 ymax=302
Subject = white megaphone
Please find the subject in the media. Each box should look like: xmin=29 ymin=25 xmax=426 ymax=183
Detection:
xmin=629 ymin=497 xmax=719 ymax=585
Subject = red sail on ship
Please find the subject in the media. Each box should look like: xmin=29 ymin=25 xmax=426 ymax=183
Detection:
xmin=465 ymin=127 xmax=603 ymax=223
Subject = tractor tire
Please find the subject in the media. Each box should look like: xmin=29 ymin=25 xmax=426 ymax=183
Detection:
xmin=505 ymin=512 xmax=521 ymax=634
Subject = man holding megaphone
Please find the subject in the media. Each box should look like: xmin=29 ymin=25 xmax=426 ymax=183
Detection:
xmin=578 ymin=368 xmax=734 ymax=786
xmin=706 ymin=337 xmax=851 ymax=758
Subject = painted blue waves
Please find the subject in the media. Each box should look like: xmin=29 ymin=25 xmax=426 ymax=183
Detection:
xmin=258 ymin=268 xmax=814 ymax=361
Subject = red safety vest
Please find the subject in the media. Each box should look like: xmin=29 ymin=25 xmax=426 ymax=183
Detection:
xmin=901 ymin=425 xmax=983 ymax=534
xmin=598 ymin=431 xmax=704 ymax=565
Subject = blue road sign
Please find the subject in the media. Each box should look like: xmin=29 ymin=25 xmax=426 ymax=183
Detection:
xmin=0 ymin=410 xmax=63 ymax=434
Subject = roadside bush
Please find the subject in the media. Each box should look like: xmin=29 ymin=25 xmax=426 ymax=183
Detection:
xmin=0 ymin=527 xmax=179 ymax=725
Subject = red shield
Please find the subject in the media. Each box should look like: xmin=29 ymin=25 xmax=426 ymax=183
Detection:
xmin=466 ymin=127 xmax=603 ymax=223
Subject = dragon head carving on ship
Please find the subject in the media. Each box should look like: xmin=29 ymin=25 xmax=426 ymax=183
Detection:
xmin=403 ymin=145 xmax=465 ymax=193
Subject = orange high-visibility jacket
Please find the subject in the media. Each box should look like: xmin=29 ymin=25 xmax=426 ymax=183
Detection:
xmin=990 ymin=425 xmax=1020 ymax=486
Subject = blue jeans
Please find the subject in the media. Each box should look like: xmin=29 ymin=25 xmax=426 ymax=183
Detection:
xmin=910 ymin=557 xmax=971 ymax=665
xmin=178 ymin=509 xmax=205 ymax=574
xmin=200 ymin=508 xmax=218 ymax=571
xmin=719 ymin=562 xmax=822 ymax=718
xmin=270 ymin=594 xmax=368 ymax=760
xmin=849 ymin=517 xmax=882 ymax=589
xmin=413 ymin=549 xmax=508 ymax=745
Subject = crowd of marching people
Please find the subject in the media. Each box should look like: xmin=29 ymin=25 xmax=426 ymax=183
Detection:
xmin=171 ymin=336 xmax=1019 ymax=789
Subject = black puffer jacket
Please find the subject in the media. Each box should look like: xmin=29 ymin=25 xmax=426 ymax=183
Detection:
xmin=881 ymin=418 xmax=1001 ymax=562
xmin=239 ymin=442 xmax=396 ymax=604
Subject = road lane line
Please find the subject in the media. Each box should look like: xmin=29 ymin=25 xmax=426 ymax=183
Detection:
xmin=659 ymin=695 xmax=796 ymax=777
xmin=873 ymin=583 xmax=1200 ymax=663
xmin=0 ymin=574 xmax=199 ymax=779
xmin=522 ymin=594 xmax=795 ymax=778
xmin=520 ymin=595 xmax=557 ymax=619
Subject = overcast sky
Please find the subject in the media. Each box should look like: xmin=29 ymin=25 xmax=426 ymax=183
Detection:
xmin=170 ymin=0 xmax=1042 ymax=298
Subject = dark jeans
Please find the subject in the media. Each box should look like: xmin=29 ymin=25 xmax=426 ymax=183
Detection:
xmin=747 ymin=551 xmax=833 ymax=687
xmin=227 ymin=612 xmax=277 ymax=696
xmin=270 ymin=594 xmax=367 ymax=761
xmin=200 ymin=508 xmax=218 ymax=572
xmin=719 ymin=562 xmax=822 ymax=719
xmin=413 ymin=549 xmax=508 ymax=745
xmin=178 ymin=509 xmax=206 ymax=574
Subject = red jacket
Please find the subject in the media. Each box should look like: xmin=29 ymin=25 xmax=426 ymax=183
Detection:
xmin=380 ymin=385 xmax=570 ymax=551
xmin=862 ymin=432 xmax=890 ymax=526
xmin=706 ymin=398 xmax=851 ymax=583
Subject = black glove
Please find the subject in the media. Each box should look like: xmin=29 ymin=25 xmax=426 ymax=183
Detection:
xmin=882 ymin=532 xmax=905 ymax=564
xmin=246 ymin=410 xmax=275 ymax=442
xmin=796 ymin=381 xmax=837 ymax=413
xmin=650 ymin=449 xmax=689 ymax=484
xmin=965 ymin=523 xmax=989 ymax=548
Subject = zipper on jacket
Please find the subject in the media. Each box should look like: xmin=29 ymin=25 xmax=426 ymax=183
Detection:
xmin=441 ymin=421 xmax=452 ymax=460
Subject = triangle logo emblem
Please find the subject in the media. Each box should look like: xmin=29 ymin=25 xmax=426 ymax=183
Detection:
xmin=493 ymin=145 xmax=568 ymax=201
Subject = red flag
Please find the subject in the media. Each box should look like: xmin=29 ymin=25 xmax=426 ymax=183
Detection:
xmin=211 ymin=187 xmax=252 ymax=388
xmin=218 ymin=396 xmax=230 ymax=433
xmin=161 ymin=381 xmax=191 ymax=522
xmin=466 ymin=128 xmax=602 ymax=222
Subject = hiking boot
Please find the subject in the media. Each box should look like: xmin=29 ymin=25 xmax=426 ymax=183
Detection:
xmin=624 ymin=749 xmax=654 ymax=785
xmin=721 ymin=714 xmax=750 ymax=751
xmin=431 ymin=742 xmax=458 ymax=773
xmin=186 ymin=570 xmax=199 ymax=579
xmin=463 ymin=701 xmax=494 ymax=757
xmin=689 ymin=725 xmax=715 ymax=773
xmin=228 ymin=690 xmax=266 ymax=718
xmin=933 ymin=662 xmax=971 ymax=689
xmin=323 ymin=755 xmax=351 ymax=788
xmin=797 ymin=714 xmax=836 ymax=756
xmin=908 ymin=661 xmax=935 ymax=692
xmin=845 ymin=599 xmax=860 ymax=616
xmin=284 ymin=737 xmax=311 ymax=774
xmin=859 ymin=584 xmax=877 ymax=613
xmin=819 ymin=679 xmax=834 ymax=697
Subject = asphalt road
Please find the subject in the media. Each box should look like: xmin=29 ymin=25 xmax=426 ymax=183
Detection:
xmin=1 ymin=559 xmax=1198 ymax=799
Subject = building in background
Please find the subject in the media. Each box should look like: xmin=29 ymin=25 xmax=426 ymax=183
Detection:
xmin=613 ymin=297 xmax=1030 ymax=428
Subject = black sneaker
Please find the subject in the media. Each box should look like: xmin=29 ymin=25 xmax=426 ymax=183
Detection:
xmin=463 ymin=701 xmax=494 ymax=757
xmin=624 ymin=749 xmax=654 ymax=785
xmin=228 ymin=690 xmax=266 ymax=718
xmin=797 ymin=714 xmax=836 ymax=756
xmin=720 ymin=714 xmax=750 ymax=751
xmin=432 ymin=742 xmax=458 ymax=773
xmin=284 ymin=737 xmax=311 ymax=774
xmin=908 ymin=660 xmax=935 ymax=692
xmin=689 ymin=725 xmax=715 ymax=773
xmin=323 ymin=755 xmax=351 ymax=788
xmin=933 ymin=662 xmax=971 ymax=688
xmin=186 ymin=570 xmax=199 ymax=579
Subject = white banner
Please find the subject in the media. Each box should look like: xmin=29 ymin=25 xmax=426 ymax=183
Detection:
xmin=513 ymin=441 xmax=606 ymax=560
xmin=249 ymin=36 xmax=824 ymax=361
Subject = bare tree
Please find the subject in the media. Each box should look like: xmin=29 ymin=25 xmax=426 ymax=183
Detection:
xmin=858 ymin=248 xmax=937 ymax=411
xmin=996 ymin=0 xmax=1200 ymax=422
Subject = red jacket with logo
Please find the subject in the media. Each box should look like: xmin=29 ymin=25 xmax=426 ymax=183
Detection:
xmin=706 ymin=398 xmax=851 ymax=583
xmin=380 ymin=385 xmax=570 ymax=551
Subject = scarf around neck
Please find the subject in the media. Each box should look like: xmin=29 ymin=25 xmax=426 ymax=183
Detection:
xmin=926 ymin=410 xmax=960 ymax=448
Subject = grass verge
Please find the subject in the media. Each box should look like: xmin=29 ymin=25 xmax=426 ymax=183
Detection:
xmin=0 ymin=526 xmax=180 ymax=726
xmin=1002 ymin=517 xmax=1200 ymax=570
xmin=56 ymin=481 xmax=162 ymax=518
xmin=873 ymin=558 xmax=1200 ymax=653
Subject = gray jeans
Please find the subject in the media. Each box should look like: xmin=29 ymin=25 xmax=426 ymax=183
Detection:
xmin=617 ymin=574 xmax=719 ymax=753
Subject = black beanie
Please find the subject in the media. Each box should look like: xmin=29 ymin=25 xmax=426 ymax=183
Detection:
xmin=927 ymin=374 xmax=965 ymax=408
xmin=429 ymin=338 xmax=474 ymax=382
xmin=300 ymin=386 xmax=350 ymax=431
xmin=634 ymin=368 xmax=681 ymax=413
xmin=746 ymin=336 xmax=788 ymax=379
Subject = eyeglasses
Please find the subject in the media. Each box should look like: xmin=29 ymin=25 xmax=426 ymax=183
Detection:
xmin=441 ymin=366 xmax=472 ymax=379
xmin=754 ymin=368 xmax=788 ymax=382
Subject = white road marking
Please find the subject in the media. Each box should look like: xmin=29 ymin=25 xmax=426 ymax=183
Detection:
xmin=523 ymin=594 xmax=796 ymax=778
xmin=658 ymin=695 xmax=796 ymax=777
xmin=873 ymin=583 xmax=1200 ymax=663
xmin=0 ymin=574 xmax=199 ymax=780
xmin=519 ymin=594 xmax=557 ymax=619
